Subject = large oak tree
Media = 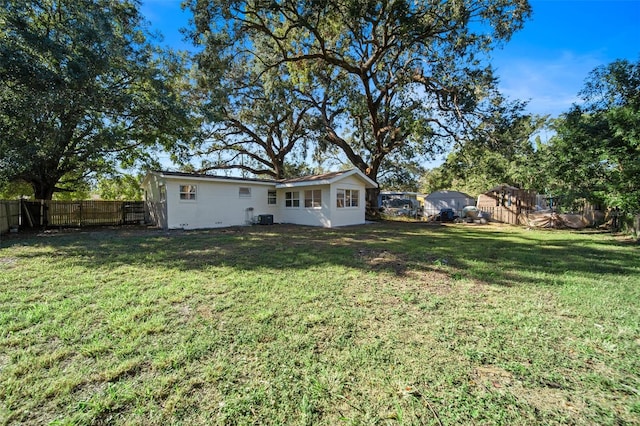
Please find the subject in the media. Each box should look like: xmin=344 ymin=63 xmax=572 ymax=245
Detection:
xmin=190 ymin=63 xmax=318 ymax=179
xmin=0 ymin=0 xmax=195 ymax=199
xmin=187 ymin=0 xmax=531 ymax=205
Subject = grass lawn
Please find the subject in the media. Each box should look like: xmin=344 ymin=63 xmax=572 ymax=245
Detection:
xmin=0 ymin=222 xmax=638 ymax=425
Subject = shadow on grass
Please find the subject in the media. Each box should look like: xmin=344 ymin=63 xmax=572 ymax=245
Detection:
xmin=2 ymin=222 xmax=638 ymax=288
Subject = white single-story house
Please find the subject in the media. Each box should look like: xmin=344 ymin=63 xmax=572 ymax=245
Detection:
xmin=142 ymin=169 xmax=378 ymax=229
xmin=423 ymin=190 xmax=476 ymax=216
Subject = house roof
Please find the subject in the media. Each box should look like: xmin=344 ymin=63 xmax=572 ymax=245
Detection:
xmin=485 ymin=184 xmax=521 ymax=193
xmin=147 ymin=171 xmax=276 ymax=186
xmin=279 ymin=170 xmax=347 ymax=184
xmin=146 ymin=169 xmax=378 ymax=189
xmin=425 ymin=190 xmax=475 ymax=200
xmin=275 ymin=169 xmax=378 ymax=189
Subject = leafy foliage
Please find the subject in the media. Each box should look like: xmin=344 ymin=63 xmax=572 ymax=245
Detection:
xmin=0 ymin=0 xmax=195 ymax=199
xmin=426 ymin=103 xmax=547 ymax=196
xmin=543 ymin=59 xmax=640 ymax=214
xmin=186 ymin=0 xmax=532 ymax=194
xmin=96 ymin=174 xmax=143 ymax=201
xmin=189 ymin=62 xmax=319 ymax=179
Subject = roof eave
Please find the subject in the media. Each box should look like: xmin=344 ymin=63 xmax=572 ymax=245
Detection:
xmin=154 ymin=172 xmax=276 ymax=186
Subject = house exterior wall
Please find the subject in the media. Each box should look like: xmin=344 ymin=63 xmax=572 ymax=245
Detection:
xmin=328 ymin=175 xmax=368 ymax=227
xmin=143 ymin=173 xmax=168 ymax=229
xmin=156 ymin=178 xmax=276 ymax=230
xmin=276 ymin=184 xmax=331 ymax=227
xmin=275 ymin=175 xmax=368 ymax=228
xmin=143 ymin=170 xmax=374 ymax=229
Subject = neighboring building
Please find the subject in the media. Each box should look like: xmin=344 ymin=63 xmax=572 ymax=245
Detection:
xmin=476 ymin=184 xmax=537 ymax=225
xmin=423 ymin=190 xmax=476 ymax=217
xmin=142 ymin=169 xmax=377 ymax=230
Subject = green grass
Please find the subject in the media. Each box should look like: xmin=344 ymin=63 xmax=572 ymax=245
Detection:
xmin=0 ymin=222 xmax=638 ymax=425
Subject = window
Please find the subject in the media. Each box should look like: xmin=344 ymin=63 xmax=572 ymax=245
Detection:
xmin=337 ymin=189 xmax=345 ymax=208
xmin=179 ymin=185 xmax=196 ymax=200
xmin=304 ymin=190 xmax=322 ymax=208
xmin=337 ymin=189 xmax=359 ymax=208
xmin=349 ymin=189 xmax=359 ymax=207
xmin=268 ymin=190 xmax=277 ymax=205
xmin=285 ymin=191 xmax=300 ymax=207
xmin=239 ymin=187 xmax=251 ymax=198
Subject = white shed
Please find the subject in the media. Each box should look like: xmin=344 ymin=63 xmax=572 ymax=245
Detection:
xmin=423 ymin=190 xmax=476 ymax=217
xmin=142 ymin=169 xmax=377 ymax=229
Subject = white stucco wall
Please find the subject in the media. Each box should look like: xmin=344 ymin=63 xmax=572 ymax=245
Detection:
xmin=143 ymin=173 xmax=168 ymax=229
xmin=276 ymin=184 xmax=332 ymax=227
xmin=329 ymin=175 xmax=367 ymax=227
xmin=144 ymin=170 xmax=374 ymax=229
xmin=163 ymin=178 xmax=276 ymax=230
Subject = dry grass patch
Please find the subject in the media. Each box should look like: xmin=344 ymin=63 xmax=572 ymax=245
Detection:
xmin=0 ymin=222 xmax=638 ymax=424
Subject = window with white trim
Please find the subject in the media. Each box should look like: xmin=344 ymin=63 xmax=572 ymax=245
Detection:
xmin=239 ymin=187 xmax=251 ymax=198
xmin=285 ymin=191 xmax=300 ymax=207
xmin=268 ymin=190 xmax=277 ymax=205
xmin=304 ymin=189 xmax=322 ymax=208
xmin=179 ymin=185 xmax=197 ymax=200
xmin=337 ymin=189 xmax=359 ymax=208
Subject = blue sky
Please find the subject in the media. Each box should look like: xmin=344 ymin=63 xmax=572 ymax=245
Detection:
xmin=492 ymin=0 xmax=639 ymax=118
xmin=141 ymin=0 xmax=639 ymax=120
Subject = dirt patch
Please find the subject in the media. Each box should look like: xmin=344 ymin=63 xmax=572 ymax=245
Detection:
xmin=355 ymin=248 xmax=407 ymax=275
xmin=0 ymin=256 xmax=18 ymax=269
xmin=471 ymin=365 xmax=585 ymax=415
xmin=0 ymin=354 xmax=9 ymax=371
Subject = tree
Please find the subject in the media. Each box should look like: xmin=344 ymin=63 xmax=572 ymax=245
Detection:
xmin=0 ymin=0 xmax=195 ymax=200
xmin=0 ymin=180 xmax=33 ymax=200
xmin=544 ymin=59 xmax=640 ymax=215
xmin=96 ymin=174 xmax=143 ymax=200
xmin=190 ymin=63 xmax=318 ymax=179
xmin=187 ymin=0 xmax=532 ymax=205
xmin=432 ymin=101 xmax=547 ymax=196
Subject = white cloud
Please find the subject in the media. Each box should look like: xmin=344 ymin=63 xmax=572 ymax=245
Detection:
xmin=494 ymin=51 xmax=604 ymax=117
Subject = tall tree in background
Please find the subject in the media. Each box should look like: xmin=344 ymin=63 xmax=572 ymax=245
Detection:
xmin=427 ymin=100 xmax=547 ymax=196
xmin=0 ymin=0 xmax=195 ymax=199
xmin=544 ymin=59 xmax=640 ymax=214
xmin=187 ymin=0 xmax=532 ymax=204
xmin=189 ymin=61 xmax=318 ymax=179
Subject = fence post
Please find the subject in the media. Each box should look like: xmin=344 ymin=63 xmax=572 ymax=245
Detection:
xmin=1 ymin=201 xmax=8 ymax=234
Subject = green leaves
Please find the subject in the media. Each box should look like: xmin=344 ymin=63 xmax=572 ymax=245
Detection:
xmin=186 ymin=0 xmax=532 ymax=186
xmin=544 ymin=59 xmax=640 ymax=215
xmin=0 ymin=0 xmax=196 ymax=199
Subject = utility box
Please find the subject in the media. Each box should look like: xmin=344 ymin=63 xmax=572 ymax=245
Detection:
xmin=257 ymin=214 xmax=273 ymax=225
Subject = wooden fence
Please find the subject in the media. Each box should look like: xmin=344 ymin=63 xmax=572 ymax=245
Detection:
xmin=0 ymin=200 xmax=21 ymax=234
xmin=19 ymin=200 xmax=146 ymax=229
xmin=476 ymin=206 xmax=524 ymax=226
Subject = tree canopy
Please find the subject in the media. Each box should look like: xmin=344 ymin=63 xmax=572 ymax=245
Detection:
xmin=542 ymin=59 xmax=640 ymax=214
xmin=188 ymin=59 xmax=319 ymax=179
xmin=0 ymin=0 xmax=195 ymax=199
xmin=186 ymin=0 xmax=532 ymax=200
xmin=425 ymin=101 xmax=547 ymax=196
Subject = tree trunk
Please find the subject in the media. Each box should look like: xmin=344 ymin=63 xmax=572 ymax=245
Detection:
xmin=366 ymin=186 xmax=381 ymax=216
xmin=30 ymin=181 xmax=56 ymax=200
